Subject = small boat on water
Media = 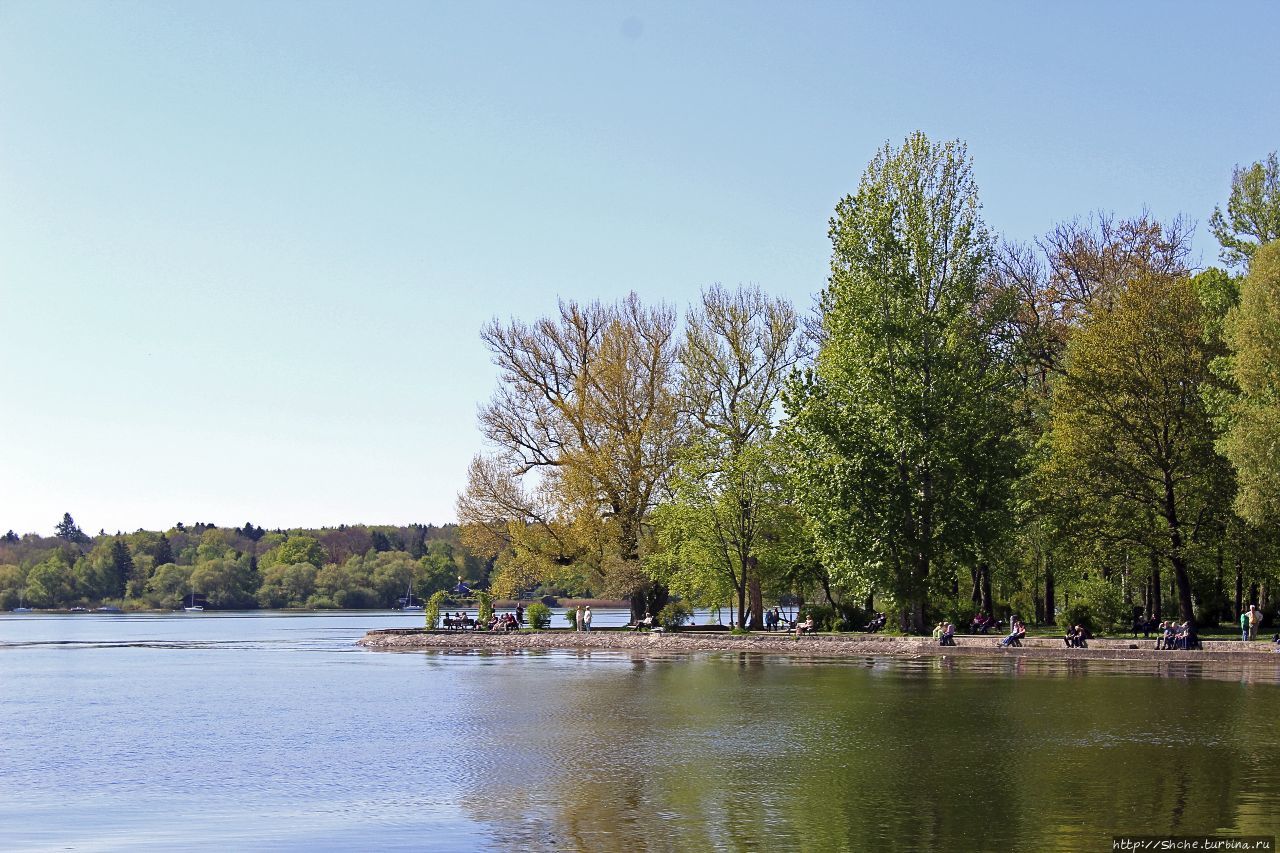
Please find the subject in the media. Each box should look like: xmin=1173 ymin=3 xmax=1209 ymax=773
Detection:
xmin=399 ymin=584 xmax=424 ymax=612
xmin=182 ymin=592 xmax=205 ymax=613
xmin=12 ymin=593 xmax=32 ymax=613
xmin=69 ymin=606 xmax=90 ymax=613
xmin=96 ymin=606 xmax=124 ymax=614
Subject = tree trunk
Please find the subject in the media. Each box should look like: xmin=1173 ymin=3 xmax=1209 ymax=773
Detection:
xmin=748 ymin=560 xmax=764 ymax=630
xmin=1234 ymin=556 xmax=1243 ymax=621
xmin=1044 ymin=559 xmax=1056 ymax=625
xmin=979 ymin=561 xmax=993 ymax=616
xmin=1162 ymin=475 xmax=1196 ymax=637
xmin=1214 ymin=542 xmax=1225 ymax=625
xmin=1150 ymin=548 xmax=1162 ymax=623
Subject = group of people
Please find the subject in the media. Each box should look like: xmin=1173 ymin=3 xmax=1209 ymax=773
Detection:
xmin=1240 ymin=604 xmax=1263 ymax=641
xmin=442 ymin=612 xmax=476 ymax=631
xmin=486 ymin=611 xmax=521 ymax=632
xmin=1155 ymin=621 xmax=1197 ymax=650
xmin=764 ymin=607 xmax=794 ymax=632
xmin=932 ymin=621 xmax=957 ymax=646
xmin=864 ymin=612 xmax=888 ymax=633
xmin=969 ymin=613 xmax=1000 ymax=634
xmin=572 ymin=605 xmax=592 ymax=632
xmin=1063 ymin=624 xmax=1089 ymax=648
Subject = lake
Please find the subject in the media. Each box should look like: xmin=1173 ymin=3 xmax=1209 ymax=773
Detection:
xmin=1 ymin=612 xmax=1277 ymax=852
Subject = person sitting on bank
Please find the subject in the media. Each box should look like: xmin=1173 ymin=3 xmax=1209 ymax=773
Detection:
xmin=999 ymin=618 xmax=1025 ymax=647
xmin=932 ymin=622 xmax=945 ymax=641
xmin=796 ymin=615 xmax=814 ymax=636
xmin=940 ymin=622 xmax=957 ymax=646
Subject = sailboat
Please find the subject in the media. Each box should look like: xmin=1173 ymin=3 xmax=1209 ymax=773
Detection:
xmin=399 ymin=583 xmax=424 ymax=612
xmin=183 ymin=592 xmax=205 ymax=612
xmin=12 ymin=592 xmax=32 ymax=613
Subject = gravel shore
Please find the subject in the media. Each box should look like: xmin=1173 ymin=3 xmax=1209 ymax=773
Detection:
xmin=359 ymin=628 xmax=1280 ymax=663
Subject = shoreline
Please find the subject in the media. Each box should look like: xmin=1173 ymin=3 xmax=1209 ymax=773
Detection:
xmin=359 ymin=628 xmax=1280 ymax=664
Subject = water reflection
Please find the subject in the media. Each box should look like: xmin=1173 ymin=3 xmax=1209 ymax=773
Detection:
xmin=448 ymin=652 xmax=1280 ymax=853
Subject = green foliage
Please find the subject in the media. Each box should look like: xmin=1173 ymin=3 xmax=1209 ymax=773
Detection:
xmin=525 ymin=601 xmax=552 ymax=630
xmin=1062 ymin=578 xmax=1128 ymax=634
xmin=657 ymin=600 xmax=692 ymax=629
xmin=257 ymin=562 xmax=318 ymax=608
xmin=145 ymin=563 xmax=191 ymax=609
xmin=55 ymin=513 xmax=87 ymax=543
xmin=269 ymin=536 xmax=325 ymax=569
xmin=785 ymin=131 xmax=1020 ymax=631
xmin=1221 ymin=241 xmax=1280 ymax=525
xmin=1210 ymin=152 xmax=1280 ymax=269
xmin=475 ymin=590 xmax=493 ymax=624
xmin=425 ymin=590 xmax=448 ymax=629
xmin=1047 ymin=272 xmax=1230 ymax=629
xmin=563 ymin=607 xmax=577 ymax=628
xmin=25 ymin=553 xmax=74 ymax=606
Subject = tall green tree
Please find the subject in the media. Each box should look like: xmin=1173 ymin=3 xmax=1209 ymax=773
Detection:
xmin=55 ymin=512 xmax=87 ymax=544
xmin=785 ymin=132 xmax=1019 ymax=632
xmin=1047 ymin=272 xmax=1230 ymax=635
xmin=109 ymin=538 xmax=134 ymax=598
xmin=650 ymin=285 xmax=808 ymax=628
xmin=1210 ymin=152 xmax=1280 ymax=269
xmin=1221 ymin=240 xmax=1280 ymax=525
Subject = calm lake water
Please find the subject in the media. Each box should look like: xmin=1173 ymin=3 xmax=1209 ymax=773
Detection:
xmin=1 ymin=612 xmax=1277 ymax=852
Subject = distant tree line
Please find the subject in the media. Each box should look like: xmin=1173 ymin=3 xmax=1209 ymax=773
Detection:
xmin=0 ymin=516 xmax=493 ymax=611
xmin=458 ymin=134 xmax=1280 ymax=636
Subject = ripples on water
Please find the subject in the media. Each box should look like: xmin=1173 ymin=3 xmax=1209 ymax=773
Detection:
xmin=0 ymin=613 xmax=1277 ymax=852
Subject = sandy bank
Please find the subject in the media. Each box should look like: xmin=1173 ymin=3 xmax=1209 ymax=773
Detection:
xmin=359 ymin=628 xmax=1280 ymax=664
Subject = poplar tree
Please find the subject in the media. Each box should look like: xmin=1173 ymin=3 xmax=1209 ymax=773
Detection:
xmin=785 ymin=132 xmax=1019 ymax=632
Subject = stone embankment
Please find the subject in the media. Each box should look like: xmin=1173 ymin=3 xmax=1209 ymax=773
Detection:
xmin=359 ymin=628 xmax=1280 ymax=663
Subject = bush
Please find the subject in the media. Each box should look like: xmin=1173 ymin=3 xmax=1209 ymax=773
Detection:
xmin=798 ymin=602 xmax=868 ymax=632
xmin=425 ymin=590 xmax=448 ymax=629
xmin=1068 ymin=578 xmax=1129 ymax=635
xmin=657 ymin=601 xmax=692 ymax=629
xmin=526 ymin=602 xmax=552 ymax=630
xmin=476 ymin=590 xmax=493 ymax=625
xmin=563 ymin=608 xmax=577 ymax=628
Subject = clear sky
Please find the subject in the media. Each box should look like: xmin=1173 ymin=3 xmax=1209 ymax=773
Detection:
xmin=2 ymin=1 xmax=1277 ymax=537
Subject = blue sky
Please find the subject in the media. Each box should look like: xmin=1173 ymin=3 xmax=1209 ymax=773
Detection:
xmin=2 ymin=1 xmax=1277 ymax=536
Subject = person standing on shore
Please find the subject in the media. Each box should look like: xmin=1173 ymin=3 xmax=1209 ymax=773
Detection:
xmin=583 ymin=605 xmax=592 ymax=633
xmin=1249 ymin=604 xmax=1261 ymax=640
xmin=1242 ymin=609 xmax=1251 ymax=642
xmin=575 ymin=605 xmax=584 ymax=632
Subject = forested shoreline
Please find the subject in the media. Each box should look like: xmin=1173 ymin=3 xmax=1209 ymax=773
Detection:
xmin=0 ymin=516 xmax=493 ymax=611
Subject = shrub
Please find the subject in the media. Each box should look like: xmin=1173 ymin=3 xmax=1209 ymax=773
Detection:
xmin=563 ymin=608 xmax=577 ymax=628
xmin=657 ymin=601 xmax=692 ymax=630
xmin=425 ymin=590 xmax=448 ymax=629
xmin=799 ymin=602 xmax=867 ymax=632
xmin=475 ymin=590 xmax=493 ymax=625
xmin=1057 ymin=579 xmax=1127 ymax=636
xmin=526 ymin=602 xmax=552 ymax=630
xmin=730 ymin=626 xmax=751 ymax=636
